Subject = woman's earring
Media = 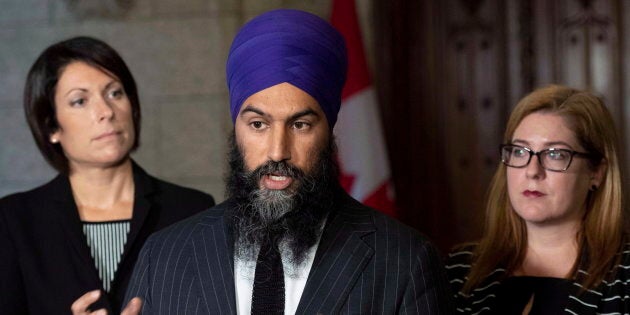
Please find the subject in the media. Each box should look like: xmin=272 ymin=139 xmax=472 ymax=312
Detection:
xmin=590 ymin=184 xmax=598 ymax=192
xmin=50 ymin=137 xmax=58 ymax=143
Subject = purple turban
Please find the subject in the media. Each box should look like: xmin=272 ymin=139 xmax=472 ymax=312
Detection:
xmin=226 ymin=9 xmax=347 ymax=128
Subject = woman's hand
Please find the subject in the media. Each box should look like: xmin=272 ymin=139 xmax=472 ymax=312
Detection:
xmin=71 ymin=290 xmax=142 ymax=315
xmin=70 ymin=290 xmax=106 ymax=315
xmin=121 ymin=297 xmax=142 ymax=315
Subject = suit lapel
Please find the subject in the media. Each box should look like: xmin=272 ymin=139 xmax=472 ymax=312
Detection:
xmin=50 ymin=175 xmax=103 ymax=285
xmin=296 ymin=195 xmax=375 ymax=314
xmin=47 ymin=174 xmax=115 ymax=309
xmin=119 ymin=162 xmax=152 ymax=266
xmin=193 ymin=203 xmax=237 ymax=314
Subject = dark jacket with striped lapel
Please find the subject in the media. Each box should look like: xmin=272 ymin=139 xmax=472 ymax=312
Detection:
xmin=0 ymin=163 xmax=214 ymax=314
xmin=125 ymin=192 xmax=454 ymax=314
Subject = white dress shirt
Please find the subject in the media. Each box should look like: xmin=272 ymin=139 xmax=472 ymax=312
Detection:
xmin=234 ymin=234 xmax=322 ymax=315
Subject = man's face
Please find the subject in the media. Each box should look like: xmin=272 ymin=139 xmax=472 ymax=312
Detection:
xmin=234 ymin=82 xmax=330 ymax=194
xmin=230 ymin=83 xmax=336 ymax=264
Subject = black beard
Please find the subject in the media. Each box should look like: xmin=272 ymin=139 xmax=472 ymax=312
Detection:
xmin=225 ymin=132 xmax=340 ymax=266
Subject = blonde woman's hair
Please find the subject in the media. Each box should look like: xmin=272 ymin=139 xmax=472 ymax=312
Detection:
xmin=463 ymin=85 xmax=625 ymax=294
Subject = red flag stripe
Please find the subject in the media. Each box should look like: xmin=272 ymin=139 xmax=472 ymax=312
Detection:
xmin=331 ymin=0 xmax=371 ymax=100
xmin=363 ymin=181 xmax=396 ymax=217
xmin=331 ymin=0 xmax=397 ymax=217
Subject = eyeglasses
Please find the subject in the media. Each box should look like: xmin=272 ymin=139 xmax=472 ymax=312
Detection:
xmin=500 ymin=144 xmax=596 ymax=172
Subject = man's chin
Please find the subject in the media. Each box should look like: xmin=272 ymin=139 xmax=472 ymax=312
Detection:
xmin=250 ymin=188 xmax=296 ymax=225
xmin=254 ymin=186 xmax=297 ymax=203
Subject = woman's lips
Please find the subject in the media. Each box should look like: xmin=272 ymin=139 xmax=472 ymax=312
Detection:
xmin=523 ymin=190 xmax=544 ymax=197
xmin=94 ymin=131 xmax=120 ymax=141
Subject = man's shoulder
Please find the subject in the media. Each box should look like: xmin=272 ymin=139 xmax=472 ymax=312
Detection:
xmin=335 ymin=193 xmax=435 ymax=251
xmin=146 ymin=200 xmax=230 ymax=245
xmin=138 ymin=168 xmax=215 ymax=210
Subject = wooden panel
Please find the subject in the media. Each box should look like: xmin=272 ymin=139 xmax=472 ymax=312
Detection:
xmin=532 ymin=0 xmax=558 ymax=87
xmin=558 ymin=0 xmax=589 ymax=88
xmin=441 ymin=0 xmax=507 ymax=243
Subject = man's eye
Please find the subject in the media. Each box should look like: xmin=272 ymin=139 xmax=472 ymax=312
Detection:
xmin=251 ymin=121 xmax=265 ymax=129
xmin=293 ymin=121 xmax=310 ymax=130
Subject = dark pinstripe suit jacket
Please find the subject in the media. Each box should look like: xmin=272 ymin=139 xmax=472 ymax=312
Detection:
xmin=125 ymin=192 xmax=454 ymax=314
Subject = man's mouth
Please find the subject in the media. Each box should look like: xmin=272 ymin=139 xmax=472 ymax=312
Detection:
xmin=261 ymin=174 xmax=294 ymax=190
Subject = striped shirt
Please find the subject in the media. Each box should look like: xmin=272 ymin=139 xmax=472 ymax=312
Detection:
xmin=445 ymin=244 xmax=630 ymax=314
xmin=82 ymin=220 xmax=131 ymax=292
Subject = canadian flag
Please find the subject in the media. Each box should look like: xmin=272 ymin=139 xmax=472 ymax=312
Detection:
xmin=331 ymin=0 xmax=397 ymax=217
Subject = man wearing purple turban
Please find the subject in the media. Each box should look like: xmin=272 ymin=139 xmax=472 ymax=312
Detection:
xmin=124 ymin=9 xmax=452 ymax=314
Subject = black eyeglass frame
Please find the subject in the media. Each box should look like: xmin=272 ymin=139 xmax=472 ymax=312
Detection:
xmin=499 ymin=144 xmax=597 ymax=172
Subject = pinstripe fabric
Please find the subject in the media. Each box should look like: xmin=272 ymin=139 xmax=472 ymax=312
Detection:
xmin=125 ymin=192 xmax=454 ymax=314
xmin=445 ymin=244 xmax=630 ymax=314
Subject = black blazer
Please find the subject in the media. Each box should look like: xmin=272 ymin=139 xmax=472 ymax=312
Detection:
xmin=0 ymin=163 xmax=214 ymax=314
xmin=125 ymin=192 xmax=454 ymax=314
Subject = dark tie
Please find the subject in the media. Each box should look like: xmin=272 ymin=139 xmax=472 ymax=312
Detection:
xmin=251 ymin=239 xmax=285 ymax=314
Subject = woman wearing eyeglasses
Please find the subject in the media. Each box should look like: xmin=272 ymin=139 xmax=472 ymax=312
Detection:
xmin=445 ymin=85 xmax=629 ymax=313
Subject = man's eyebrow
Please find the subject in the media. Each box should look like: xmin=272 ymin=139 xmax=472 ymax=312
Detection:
xmin=288 ymin=109 xmax=319 ymax=121
xmin=240 ymin=106 xmax=320 ymax=121
xmin=240 ymin=105 xmax=266 ymax=117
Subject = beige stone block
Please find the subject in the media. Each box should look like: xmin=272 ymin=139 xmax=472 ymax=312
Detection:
xmin=208 ymin=0 xmax=240 ymax=14
xmin=0 ymin=28 xmax=63 ymax=104
xmin=281 ymin=0 xmax=330 ymax=17
xmin=130 ymin=98 xmax=160 ymax=173
xmin=0 ymin=0 xmax=49 ymax=26
xmin=49 ymin=0 xmax=153 ymax=23
xmin=95 ymin=17 xmax=236 ymax=98
xmin=239 ymin=2 xmax=330 ymax=30
xmin=241 ymin=0 xmax=283 ymax=15
xmin=152 ymin=0 xmax=211 ymax=16
xmin=155 ymin=96 xmax=229 ymax=179
xmin=163 ymin=174 xmax=226 ymax=204
xmin=0 ymin=106 xmax=56 ymax=182
xmin=23 ymin=17 xmax=232 ymax=97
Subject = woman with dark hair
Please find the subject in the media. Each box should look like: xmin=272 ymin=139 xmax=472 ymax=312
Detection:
xmin=0 ymin=36 xmax=215 ymax=314
xmin=446 ymin=85 xmax=630 ymax=313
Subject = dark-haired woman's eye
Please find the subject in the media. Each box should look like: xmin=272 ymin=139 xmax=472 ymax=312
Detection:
xmin=70 ymin=98 xmax=85 ymax=107
xmin=108 ymin=89 xmax=125 ymax=99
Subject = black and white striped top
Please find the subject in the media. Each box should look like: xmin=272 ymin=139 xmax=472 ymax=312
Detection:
xmin=82 ymin=220 xmax=130 ymax=292
xmin=445 ymin=244 xmax=630 ymax=314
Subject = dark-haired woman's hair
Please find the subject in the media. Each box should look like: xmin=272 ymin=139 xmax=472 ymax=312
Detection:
xmin=24 ymin=36 xmax=141 ymax=174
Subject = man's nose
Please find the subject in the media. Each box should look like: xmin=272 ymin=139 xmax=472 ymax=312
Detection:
xmin=267 ymin=127 xmax=291 ymax=162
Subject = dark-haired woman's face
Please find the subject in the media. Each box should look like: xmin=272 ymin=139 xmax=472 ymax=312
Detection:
xmin=50 ymin=61 xmax=135 ymax=171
